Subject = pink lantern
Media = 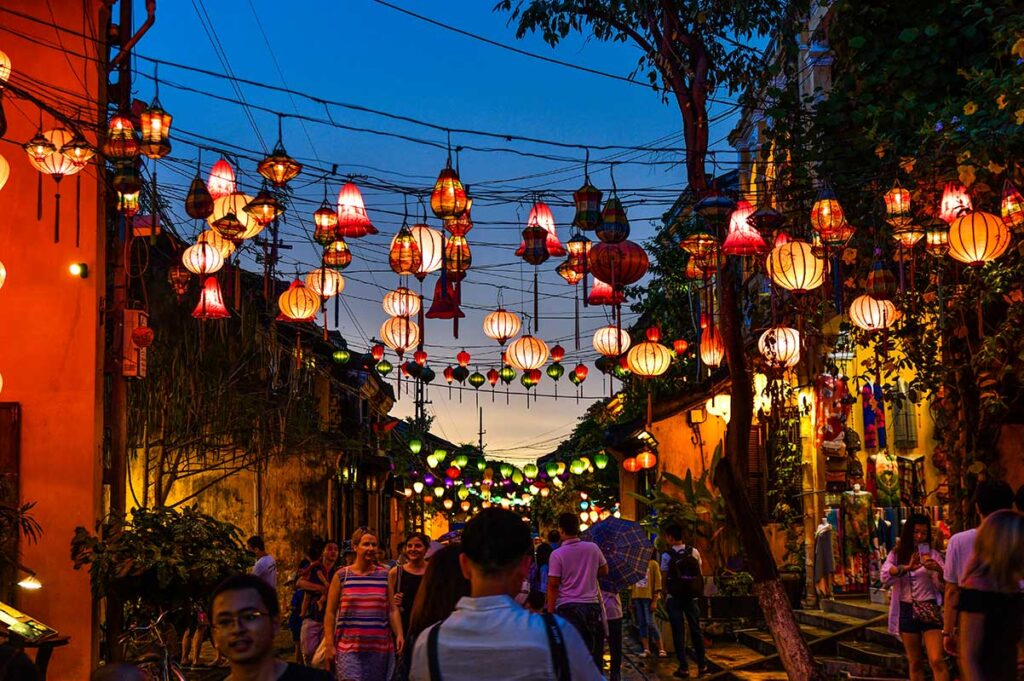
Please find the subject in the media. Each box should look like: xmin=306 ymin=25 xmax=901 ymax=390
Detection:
xmin=337 ymin=182 xmax=377 ymax=238
xmin=515 ymin=201 xmax=566 ymax=257
xmin=721 ymin=199 xmax=767 ymax=256
xmin=207 ymin=158 xmax=236 ymax=200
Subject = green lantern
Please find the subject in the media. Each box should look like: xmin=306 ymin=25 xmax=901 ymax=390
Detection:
xmin=376 ymin=359 xmax=393 ymax=376
xmin=499 ymin=462 xmax=513 ymax=478
xmin=523 ymin=463 xmax=538 ymax=478
xmin=409 ymin=438 xmax=423 ymax=454
xmin=570 ymin=458 xmax=586 ymax=475
xmin=426 ymin=454 xmax=439 ymax=468
xmin=476 ymin=459 xmax=486 ymax=471
xmin=569 ymin=370 xmax=582 ymax=386
xmin=594 ymin=452 xmax=609 ymax=470
xmin=546 ymin=363 xmax=564 ymax=381
xmin=512 ymin=470 xmax=525 ymax=485
xmin=455 ymin=453 xmax=469 ymax=468
xmin=545 ymin=462 xmax=559 ymax=478
xmin=613 ymin=364 xmax=630 ymax=379
xmin=434 ymin=449 xmax=447 ymax=464
xmin=333 ymin=349 xmax=351 ymax=364
xmin=498 ymin=365 xmax=516 ymax=385
xmin=468 ymin=371 xmax=486 ymax=388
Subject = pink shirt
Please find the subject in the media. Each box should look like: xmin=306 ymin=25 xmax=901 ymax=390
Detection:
xmin=880 ymin=548 xmax=944 ymax=635
xmin=548 ymin=538 xmax=607 ymax=606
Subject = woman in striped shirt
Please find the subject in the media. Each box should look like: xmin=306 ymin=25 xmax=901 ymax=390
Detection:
xmin=322 ymin=527 xmax=404 ymax=680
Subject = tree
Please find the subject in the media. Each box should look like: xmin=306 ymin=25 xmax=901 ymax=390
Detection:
xmin=500 ymin=2 xmax=822 ymax=677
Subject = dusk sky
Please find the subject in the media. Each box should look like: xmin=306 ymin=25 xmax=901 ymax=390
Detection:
xmin=136 ymin=0 xmax=743 ymax=462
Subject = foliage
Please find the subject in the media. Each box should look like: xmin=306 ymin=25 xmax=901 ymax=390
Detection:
xmin=716 ymin=571 xmax=753 ymax=596
xmin=71 ymin=506 xmax=250 ymax=615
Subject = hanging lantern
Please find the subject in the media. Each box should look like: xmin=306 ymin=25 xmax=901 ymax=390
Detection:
xmin=673 ymin=339 xmax=689 ymax=355
xmin=0 ymin=154 xmax=8 ymax=192
xmin=380 ymin=317 xmax=421 ymax=356
xmin=186 ymin=175 xmax=215 ymax=220
xmin=305 ymin=267 xmax=345 ymax=298
xmin=445 ymin=198 xmax=474 ymax=237
xmin=550 ymin=344 xmax=565 ymax=363
xmin=573 ymin=363 xmax=588 ymax=383
xmin=884 ymin=182 xmax=912 ymax=228
xmin=139 ymin=99 xmax=172 ymax=159
xmin=192 ymin=276 xmax=230 ymax=320
xmin=520 ymin=224 xmax=549 ymax=266
xmin=376 ymin=359 xmax=394 ymax=376
xmin=626 ymin=338 xmax=673 ymax=377
xmin=566 ymin=233 xmax=592 ymax=274
xmin=678 ymin=226 xmax=720 ymax=278
xmin=866 ymin=260 xmax=896 ymax=300
xmin=244 ymin=190 xmax=285 ymax=227
xmin=208 ymin=193 xmax=258 ymax=242
xmin=425 ymin=273 xmax=464 ymax=319
xmin=593 ymin=326 xmax=631 ymax=357
xmin=940 ymin=181 xmax=972 ymax=224
xmin=431 ymin=165 xmax=468 ymax=219
xmin=167 ymin=264 xmax=191 ymax=298
xmin=694 ymin=190 xmax=736 ymax=230
xmin=546 ymin=363 xmax=564 ymax=381
xmin=389 ymin=225 xmax=423 ymax=276
xmin=333 ymin=349 xmax=351 ymax=364
xmin=636 ymin=451 xmax=657 ymax=470
xmin=337 ymin=182 xmax=376 ymax=238
xmin=420 ymin=366 xmax=436 ymax=383
xmin=456 ymin=350 xmax=471 ymax=367
xmin=278 ymin=279 xmax=320 ymax=322
xmin=443 ymin=366 xmax=455 ymax=384
xmin=411 ymin=224 xmax=444 ymax=280
xmin=810 ymin=185 xmax=849 ymax=246
xmin=1000 ymin=180 xmax=1024 ymax=233
xmin=925 ymin=222 xmax=949 ymax=258
xmin=849 ymin=295 xmax=897 ymax=331
xmin=498 ymin=365 xmax=516 ymax=385
xmin=383 ymin=287 xmax=421 ymax=318
xmin=766 ymin=240 xmax=825 ymax=293
xmin=700 ymin=326 xmax=725 ymax=368
xmin=103 ymin=115 xmax=139 ymax=160
xmin=197 ymin=229 xmax=235 ymax=259
xmin=588 ymin=276 xmax=625 ymax=306
xmin=323 ymin=240 xmax=353 ymax=270
xmin=412 ymin=349 xmax=428 ymax=367
xmin=23 ymin=130 xmax=55 ymax=165
xmin=892 ymin=222 xmax=925 ymax=249
xmin=516 ymin=201 xmax=565 ymax=256
xmin=60 ymin=130 xmax=95 ymax=168
xmin=573 ymin=180 xmax=603 ymax=231
xmin=483 ymin=308 xmax=521 ymax=345
xmin=557 ymin=260 xmax=584 ymax=285
xmin=487 ymin=368 xmax=500 ymax=386
xmin=444 ymin=235 xmax=472 ymax=281
xmin=947 ymin=211 xmax=1011 ymax=265
xmin=257 ymin=119 xmax=302 ymax=186
xmin=622 ymin=457 xmax=640 ymax=473
xmin=596 ymin=196 xmax=630 ymax=244
xmin=747 ymin=204 xmax=785 ymax=236
xmin=314 ymin=199 xmax=340 ymax=246
xmin=521 ymin=371 xmax=539 ymax=389
xmin=588 ymin=240 xmax=649 ymax=288
xmin=118 ymin=191 xmax=140 ymax=218
xmin=113 ymin=164 xmax=142 ymax=199
xmin=452 ymin=366 xmax=470 ymax=384
xmin=207 ymin=158 xmax=236 ymax=200
xmin=182 ymin=242 xmax=224 ymax=275
xmin=758 ymin=326 xmax=801 ymax=368
xmin=721 ymin=199 xmax=767 ymax=255
xmin=469 ymin=371 xmax=486 ymax=389
xmin=506 ymin=335 xmax=549 ymax=371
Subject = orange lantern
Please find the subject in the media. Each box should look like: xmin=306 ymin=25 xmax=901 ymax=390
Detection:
xmin=139 ymin=99 xmax=172 ymax=159
xmin=1000 ymin=180 xmax=1024 ymax=233
xmin=207 ymin=158 xmax=236 ymax=200
xmin=766 ymin=240 xmax=825 ymax=293
xmin=506 ymin=335 xmax=549 ymax=371
xmin=883 ymin=182 xmax=912 ymax=227
xmin=314 ymin=198 xmax=340 ymax=246
xmin=758 ymin=326 xmax=801 ymax=368
xmin=626 ymin=339 xmax=673 ymax=377
xmin=305 ymin=267 xmax=345 ymax=299
xmin=444 ymin=235 xmax=472 ymax=282
xmin=208 ymin=193 xmax=259 ymax=242
xmin=588 ymin=240 xmax=649 ymax=288
xmin=622 ymin=457 xmax=640 ymax=473
xmin=673 ymin=339 xmax=689 ymax=355
xmin=445 ymin=198 xmax=474 ymax=237
xmin=380 ymin=317 xmax=420 ymax=357
xmin=939 ymin=181 xmax=972 ymax=223
xmin=337 ymin=182 xmax=376 ymax=238
xmin=483 ymin=308 xmax=521 ymax=345
xmin=700 ymin=326 xmax=725 ymax=368
xmin=257 ymin=117 xmax=302 ymax=187
xmin=811 ymin=186 xmax=846 ymax=234
xmin=557 ymin=260 xmax=584 ymax=285
xmin=323 ymin=240 xmax=352 ymax=270
xmin=411 ymin=224 xmax=444 ymax=280
xmin=277 ymin=279 xmax=319 ymax=322
xmin=383 ymin=287 xmax=421 ymax=318
xmin=947 ymin=211 xmax=1011 ymax=265
xmin=197 ymin=229 xmax=235 ymax=259
xmin=593 ymin=325 xmax=631 ymax=357
xmin=636 ymin=451 xmax=657 ymax=470
xmin=722 ymin=199 xmax=766 ymax=255
xmin=456 ymin=350 xmax=471 ymax=368
xmin=244 ymin=190 xmax=285 ymax=227
xmin=192 ymin=276 xmax=230 ymax=320
xmin=430 ymin=164 xmax=468 ymax=219
xmin=103 ymin=115 xmax=139 ymax=160
xmin=849 ymin=295 xmax=897 ymax=331
xmin=389 ymin=225 xmax=423 ymax=276
xmin=182 ymin=242 xmax=224 ymax=275
xmin=588 ymin=276 xmax=625 ymax=306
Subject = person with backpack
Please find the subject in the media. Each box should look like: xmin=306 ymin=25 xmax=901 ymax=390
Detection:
xmin=660 ymin=522 xmax=707 ymax=678
xmin=409 ymin=508 xmax=602 ymax=681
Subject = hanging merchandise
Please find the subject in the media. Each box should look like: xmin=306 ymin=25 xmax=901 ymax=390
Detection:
xmin=849 ymin=295 xmax=897 ymax=331
xmin=425 ymin=268 xmax=463 ymax=320
xmin=444 ymin=235 xmax=472 ymax=282
xmin=139 ymin=97 xmax=172 ymax=160
xmin=207 ymin=158 xmax=236 ymax=200
xmin=557 ymin=261 xmax=583 ymax=285
xmin=389 ymin=225 xmax=423 ymax=276
xmin=168 ymin=265 xmax=191 ymax=299
xmin=865 ymin=260 xmax=897 ymax=300
xmin=678 ymin=218 xmax=720 ymax=279
xmin=626 ymin=328 xmax=672 ymax=377
xmin=278 ymin=279 xmax=319 ymax=322
xmin=445 ymin=198 xmax=474 ymax=237
xmin=748 ymin=201 xmax=785 ymax=238
xmin=694 ymin=187 xmax=736 ymax=231
xmin=337 ymin=181 xmax=377 ymax=238
xmin=244 ymin=189 xmax=285 ymax=227
xmin=520 ymin=216 xmax=549 ymax=329
xmin=209 ymin=193 xmax=260 ymax=243
xmin=182 ymin=242 xmax=224 ymax=275
xmin=192 ymin=276 xmax=230 ymax=320
xmin=197 ymin=229 xmax=234 ymax=259
xmin=257 ymin=115 xmax=302 ymax=187
xmin=185 ymin=173 xmax=215 ymax=220
xmin=924 ymin=221 xmax=949 ymax=257
xmin=572 ymin=164 xmax=603 ymax=232
xmin=721 ymin=199 xmax=767 ymax=255
xmin=596 ymin=196 xmax=630 ymax=244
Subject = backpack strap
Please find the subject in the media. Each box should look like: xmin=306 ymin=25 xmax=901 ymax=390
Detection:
xmin=541 ymin=611 xmax=570 ymax=681
xmin=427 ymin=621 xmax=444 ymax=681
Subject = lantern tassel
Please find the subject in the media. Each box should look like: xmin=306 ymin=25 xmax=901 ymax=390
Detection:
xmin=574 ymin=288 xmax=580 ymax=350
xmin=53 ymin=184 xmax=61 ymax=243
xmin=234 ymin=264 xmax=241 ymax=311
xmin=334 ymin=292 xmax=340 ymax=325
xmin=533 ymin=270 xmax=539 ymax=331
xmin=832 ymin=254 xmax=842 ymax=313
xmin=323 ymin=305 xmax=328 ymax=341
xmin=75 ymin=173 xmax=81 ymax=248
xmin=646 ymin=389 xmax=653 ymax=431
xmin=36 ymin=172 xmax=42 ymax=222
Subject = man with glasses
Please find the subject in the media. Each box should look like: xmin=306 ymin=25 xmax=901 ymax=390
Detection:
xmin=209 ymin=574 xmax=331 ymax=680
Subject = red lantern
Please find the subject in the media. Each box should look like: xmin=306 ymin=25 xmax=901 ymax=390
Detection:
xmin=551 ymin=344 xmax=566 ymax=363
xmin=445 ymin=199 xmax=474 ymax=237
xmin=207 ymin=158 xmax=236 ymax=200
xmin=425 ymin=273 xmax=465 ymax=319
xmin=622 ymin=457 xmax=640 ymax=473
xmin=131 ymin=326 xmax=155 ymax=348
xmin=673 ymin=339 xmax=689 ymax=355
xmin=389 ymin=225 xmax=423 ymax=276
xmin=587 ymin=276 xmax=624 ymax=306
xmin=596 ymin=196 xmax=630 ymax=244
xmin=337 ymin=182 xmax=377 ymax=238
xmin=446 ymin=466 xmax=461 ymax=480
xmin=103 ymin=115 xmax=139 ymax=160
xmin=192 ymin=277 xmax=230 ymax=320
xmin=486 ymin=368 xmax=500 ymax=386
xmin=940 ymin=181 xmax=972 ymax=224
xmin=722 ymin=199 xmax=767 ymax=255
xmin=414 ymin=349 xmax=428 ymax=366
xmin=636 ymin=451 xmax=657 ymax=469
xmin=588 ymin=240 xmax=649 ymax=288
xmin=456 ymin=350 xmax=471 ymax=368
xmin=372 ymin=343 xmax=386 ymax=362
xmin=443 ymin=366 xmax=455 ymax=384
xmin=574 ymin=363 xmax=589 ymax=382
xmin=444 ymin=235 xmax=472 ymax=282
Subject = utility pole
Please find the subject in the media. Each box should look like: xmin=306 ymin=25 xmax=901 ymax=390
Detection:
xmin=477 ymin=407 xmax=485 ymax=456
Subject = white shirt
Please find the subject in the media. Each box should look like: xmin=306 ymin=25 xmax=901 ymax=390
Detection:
xmin=943 ymin=528 xmax=977 ymax=586
xmin=409 ymin=595 xmax=604 ymax=681
xmin=660 ymin=544 xmax=703 ymax=573
xmin=252 ymin=554 xmax=277 ymax=588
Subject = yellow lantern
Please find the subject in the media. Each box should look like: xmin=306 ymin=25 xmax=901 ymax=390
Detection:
xmin=766 ymin=240 xmax=825 ymax=293
xmin=0 ymin=153 xmax=9 ymax=192
xmin=383 ymin=287 xmax=421 ymax=318
xmin=947 ymin=211 xmax=1011 ymax=266
xmin=305 ymin=267 xmax=345 ymax=298
xmin=197 ymin=229 xmax=235 ymax=259
xmin=849 ymin=294 xmax=897 ymax=331
xmin=700 ymin=326 xmax=725 ymax=368
xmin=506 ymin=335 xmax=549 ymax=371
xmin=380 ymin=317 xmax=420 ymax=356
xmin=706 ymin=394 xmax=731 ymax=423
xmin=758 ymin=326 xmax=800 ymax=368
xmin=626 ymin=340 xmax=672 ymax=377
xmin=182 ymin=242 xmax=224 ymax=275
xmin=208 ymin=193 xmax=258 ymax=242
xmin=925 ymin=222 xmax=949 ymax=258
xmin=593 ymin=325 xmax=632 ymax=357
xmin=482 ymin=308 xmax=521 ymax=345
xmin=430 ymin=165 xmax=468 ymax=219
xmin=278 ymin=280 xmax=320 ymax=322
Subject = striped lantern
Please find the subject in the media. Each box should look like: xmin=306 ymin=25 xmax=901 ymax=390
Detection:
xmin=588 ymin=240 xmax=649 ymax=288
xmin=596 ymin=196 xmax=630 ymax=244
xmin=389 ymin=225 xmax=423 ymax=276
xmin=277 ymin=279 xmax=319 ymax=322
xmin=765 ymin=240 xmax=825 ymax=293
xmin=506 ymin=334 xmax=549 ymax=371
xmin=573 ymin=180 xmax=603 ymax=231
xmin=185 ymin=175 xmax=215 ymax=220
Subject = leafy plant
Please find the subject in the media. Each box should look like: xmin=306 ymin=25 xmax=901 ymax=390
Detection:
xmin=716 ymin=571 xmax=754 ymax=596
xmin=71 ymin=506 xmax=250 ymax=616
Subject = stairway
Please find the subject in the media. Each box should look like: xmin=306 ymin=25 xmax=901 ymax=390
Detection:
xmin=705 ymin=597 xmax=908 ymax=680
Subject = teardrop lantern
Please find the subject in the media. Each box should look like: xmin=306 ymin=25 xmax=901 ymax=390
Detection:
xmin=596 ymin=196 xmax=630 ymax=244
xmin=389 ymin=225 xmax=423 ymax=276
xmin=186 ymin=175 xmax=215 ymax=220
xmin=573 ymin=179 xmax=603 ymax=232
xmin=699 ymin=326 xmax=725 ymax=368
xmin=207 ymin=158 xmax=236 ymax=200
xmin=430 ymin=163 xmax=468 ymax=219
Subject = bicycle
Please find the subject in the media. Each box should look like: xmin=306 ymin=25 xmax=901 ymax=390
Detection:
xmin=118 ymin=610 xmax=187 ymax=681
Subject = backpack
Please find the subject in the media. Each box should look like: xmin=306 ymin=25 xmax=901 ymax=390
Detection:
xmin=666 ymin=547 xmax=703 ymax=599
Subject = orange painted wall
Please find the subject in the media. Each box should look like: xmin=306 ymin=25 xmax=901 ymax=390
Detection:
xmin=0 ymin=3 xmax=105 ymax=679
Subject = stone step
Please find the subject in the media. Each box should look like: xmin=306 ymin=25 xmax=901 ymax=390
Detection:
xmin=823 ymin=597 xmax=889 ymax=620
xmin=728 ymin=672 xmax=789 ymax=681
xmin=794 ymin=609 xmax=870 ymax=632
xmin=863 ymin=626 xmax=903 ymax=651
xmin=837 ymin=640 xmax=909 ymax=673
xmin=818 ymin=655 xmax=909 ymax=679
xmin=736 ymin=624 xmax=834 ymax=656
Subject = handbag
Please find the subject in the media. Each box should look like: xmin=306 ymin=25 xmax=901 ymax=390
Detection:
xmin=911 ymin=598 xmax=942 ymax=626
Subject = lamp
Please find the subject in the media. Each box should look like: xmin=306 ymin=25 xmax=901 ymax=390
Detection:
xmin=16 ymin=564 xmax=41 ymax=590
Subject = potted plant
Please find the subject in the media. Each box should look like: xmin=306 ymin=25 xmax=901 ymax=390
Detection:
xmin=709 ymin=571 xmax=759 ymax=619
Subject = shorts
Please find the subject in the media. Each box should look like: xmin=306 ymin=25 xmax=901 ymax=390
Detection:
xmin=898 ymin=600 xmax=941 ymax=634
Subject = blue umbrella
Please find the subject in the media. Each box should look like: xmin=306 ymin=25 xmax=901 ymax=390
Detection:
xmin=584 ymin=517 xmax=651 ymax=592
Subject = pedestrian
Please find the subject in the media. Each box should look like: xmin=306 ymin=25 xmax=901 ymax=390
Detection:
xmin=248 ymin=535 xmax=277 ymax=589
xmin=880 ymin=513 xmax=949 ymax=681
xmin=318 ymin=527 xmax=404 ymax=680
xmin=390 ymin=532 xmax=430 ymax=638
xmin=631 ymin=547 xmax=667 ymax=658
xmin=297 ymin=540 xmax=340 ymax=665
xmin=603 ymin=589 xmax=623 ymax=681
xmin=287 ymin=541 xmax=321 ymax=663
xmin=661 ymin=522 xmax=707 ymax=677
xmin=408 ymin=507 xmax=603 ymax=680
xmin=956 ymin=509 xmax=1024 ymax=681
xmin=403 ymin=544 xmax=471 ymax=676
xmin=529 ymin=530 xmax=559 ymax=605
xmin=941 ymin=480 xmax=1014 ymax=656
xmin=547 ymin=512 xmax=608 ymax=669
xmin=208 ymin=573 xmax=331 ymax=680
